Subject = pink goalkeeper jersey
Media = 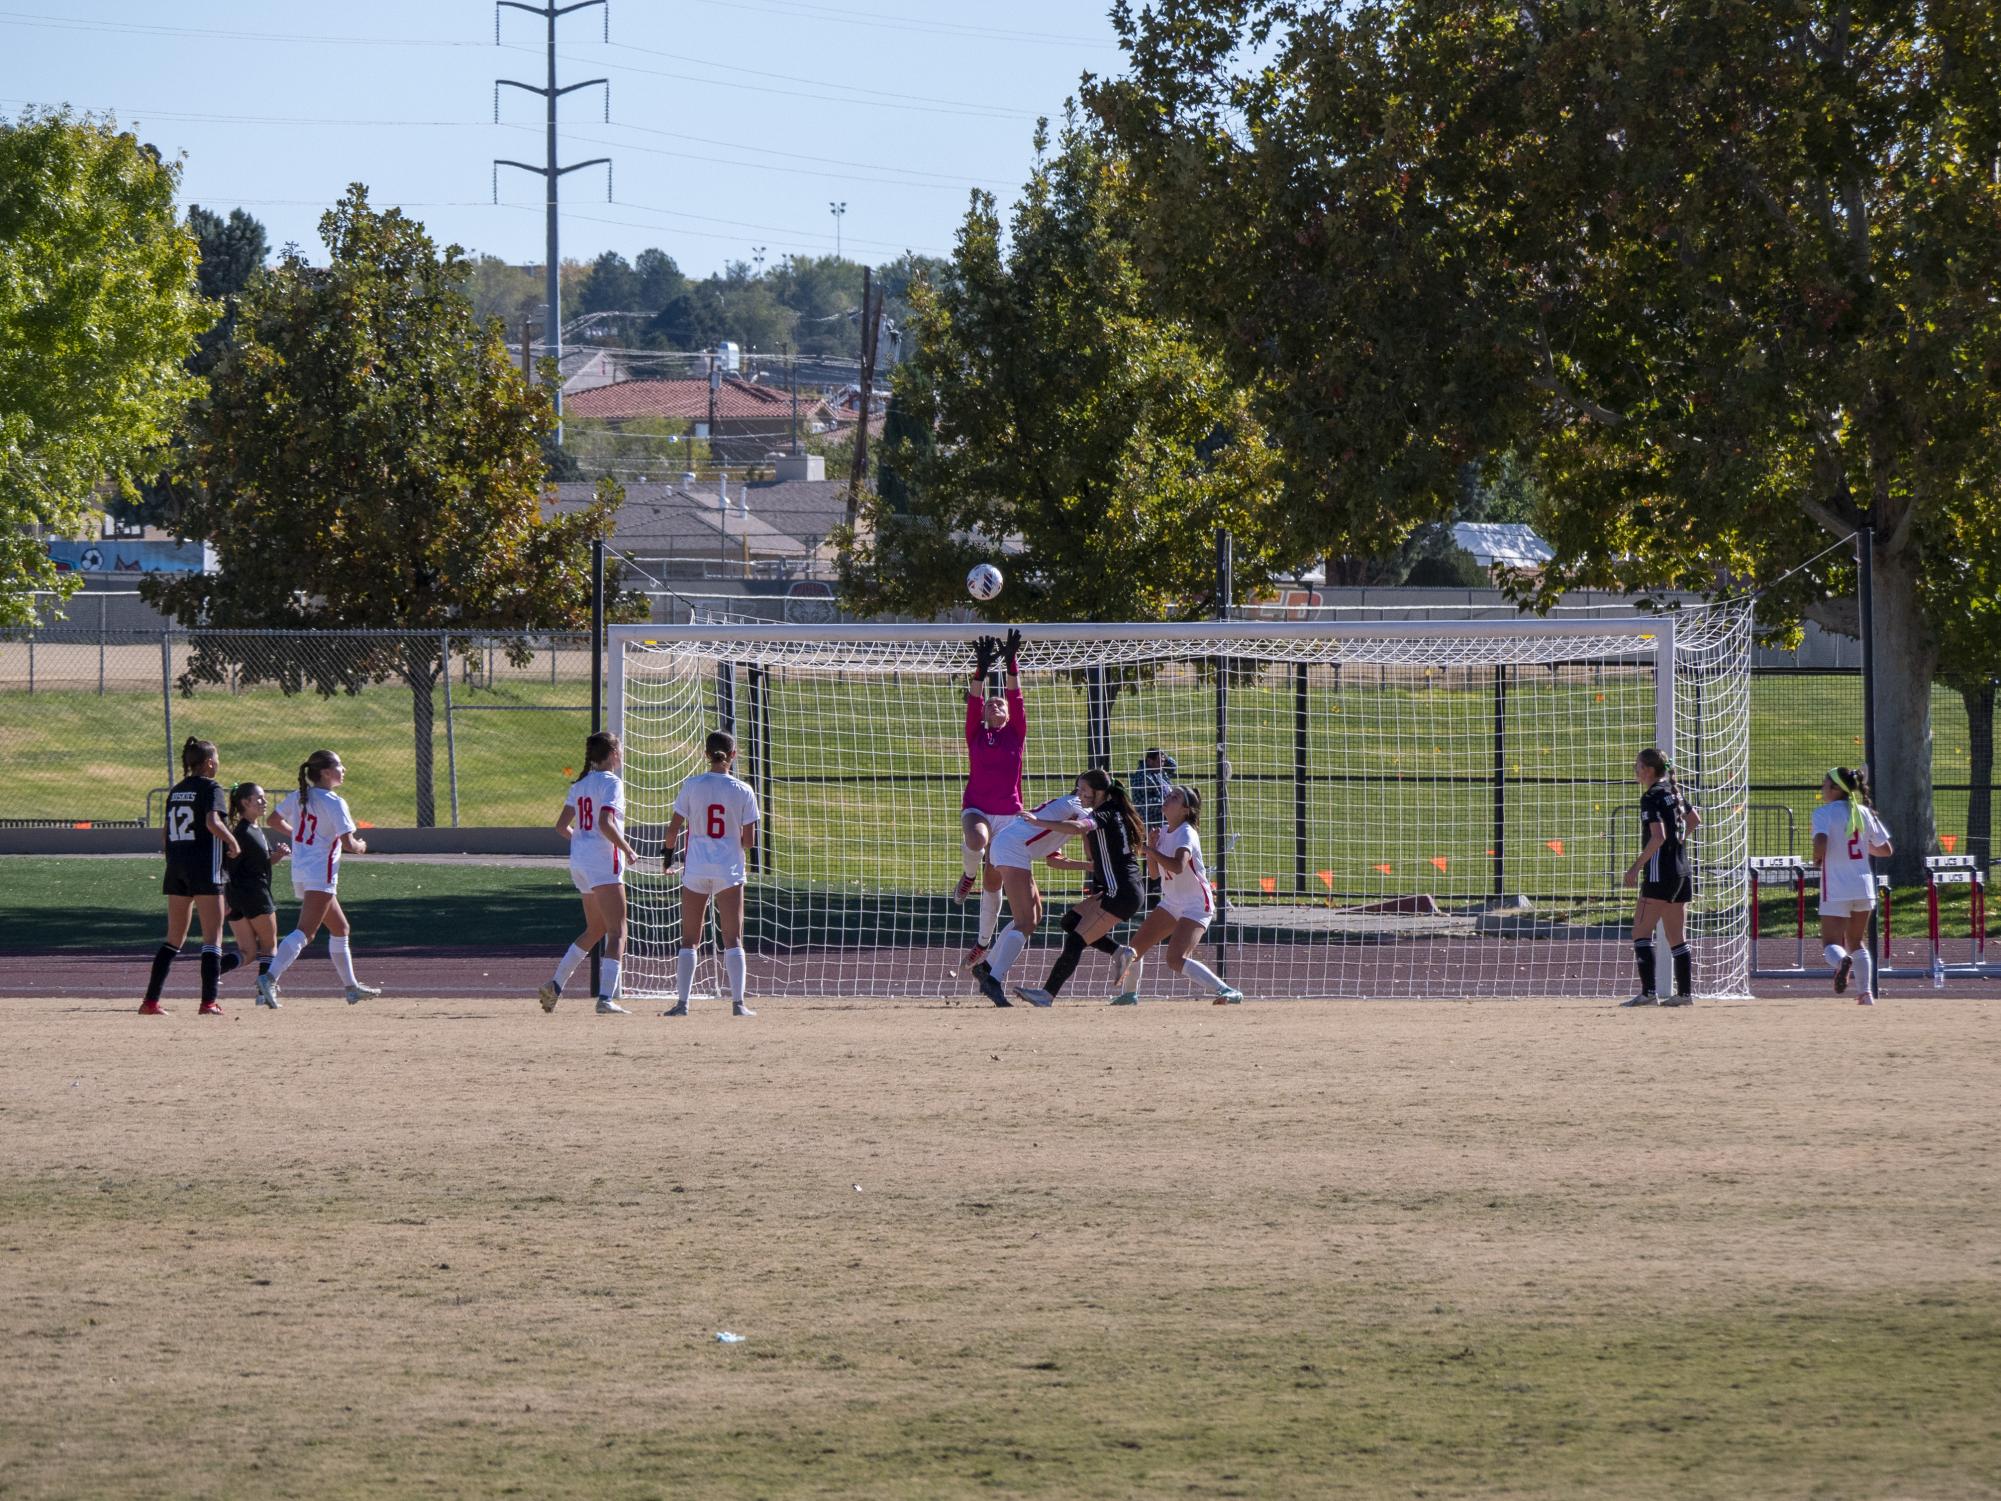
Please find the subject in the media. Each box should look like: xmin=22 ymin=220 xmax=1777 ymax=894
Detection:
xmin=962 ymin=687 xmax=1026 ymax=814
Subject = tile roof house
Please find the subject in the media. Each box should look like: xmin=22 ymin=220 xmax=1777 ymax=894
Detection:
xmin=563 ymin=377 xmax=812 ymax=467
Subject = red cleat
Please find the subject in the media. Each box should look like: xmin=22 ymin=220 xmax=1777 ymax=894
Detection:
xmin=951 ymin=874 xmax=976 ymax=903
xmin=959 ymin=943 xmax=988 ymax=976
xmin=137 ymin=1001 xmax=168 ymax=1016
xmin=198 ymin=1002 xmax=224 ymax=1016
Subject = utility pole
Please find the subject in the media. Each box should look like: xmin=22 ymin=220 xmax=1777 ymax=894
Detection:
xmin=846 ymin=266 xmax=884 ymax=527
xmin=494 ymin=0 xmax=611 ymax=444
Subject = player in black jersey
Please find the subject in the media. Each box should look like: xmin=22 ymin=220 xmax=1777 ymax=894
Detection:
xmin=1011 ymin=775 xmax=1146 ymax=1008
xmin=1620 ymin=746 xmax=1703 ymax=1008
xmin=140 ymin=738 xmax=241 ymax=1015
xmin=222 ymin=783 xmax=288 ymax=1007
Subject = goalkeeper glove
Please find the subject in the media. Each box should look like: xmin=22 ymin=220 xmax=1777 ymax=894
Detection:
xmin=972 ymin=635 xmax=999 ymax=679
xmin=1003 ymin=628 xmax=1024 ymax=673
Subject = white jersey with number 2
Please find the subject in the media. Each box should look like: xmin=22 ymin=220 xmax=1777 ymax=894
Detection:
xmin=675 ymin=770 xmax=760 ymax=878
xmin=1156 ymin=821 xmax=1214 ymax=922
xmin=1814 ymin=800 xmax=1891 ymax=905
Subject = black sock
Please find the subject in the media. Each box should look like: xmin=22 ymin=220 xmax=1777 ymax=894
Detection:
xmin=1045 ymin=932 xmax=1087 ymax=997
xmin=200 ymin=948 xmax=220 ymax=1004
xmin=217 ymin=952 xmax=242 ymax=976
xmin=1632 ymin=940 xmax=1657 ymax=995
xmin=144 ymin=944 xmax=180 ymax=1004
xmin=1090 ymin=935 xmax=1122 ymax=955
xmin=258 ymin=958 xmax=272 ymax=977
xmin=1672 ymin=944 xmax=1693 ymax=997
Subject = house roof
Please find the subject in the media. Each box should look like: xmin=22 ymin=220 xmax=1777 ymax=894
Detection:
xmin=545 ymin=480 xmax=832 ymax=560
xmin=1451 ymin=522 xmax=1554 ymax=570
xmin=564 ymin=376 xmax=797 ymax=423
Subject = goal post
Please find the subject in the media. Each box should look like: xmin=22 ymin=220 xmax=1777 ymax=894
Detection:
xmin=608 ymin=610 xmax=1750 ymax=1002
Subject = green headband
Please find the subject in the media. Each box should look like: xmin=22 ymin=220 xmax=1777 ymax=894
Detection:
xmin=1828 ymin=768 xmax=1864 ymax=836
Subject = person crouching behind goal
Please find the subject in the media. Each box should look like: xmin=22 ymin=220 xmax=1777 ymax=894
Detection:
xmin=541 ymin=731 xmax=640 ymax=1015
xmin=661 ymin=731 xmax=761 ymax=1017
xmin=139 ymin=737 xmax=241 ymax=1016
xmin=1111 ymin=785 xmax=1242 ymax=1006
xmin=1814 ymin=766 xmax=1893 ymax=1006
xmin=1621 ymin=747 xmax=1702 ymax=1007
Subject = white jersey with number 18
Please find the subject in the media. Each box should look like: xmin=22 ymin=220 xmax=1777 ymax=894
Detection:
xmin=675 ymin=770 xmax=760 ymax=875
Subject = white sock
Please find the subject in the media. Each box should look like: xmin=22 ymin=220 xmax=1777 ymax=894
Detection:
xmin=1851 ymin=946 xmax=1873 ymax=996
xmin=1123 ymin=955 xmax=1144 ymax=994
xmin=1179 ymin=957 xmax=1229 ymax=994
xmin=328 ymin=935 xmax=358 ymax=987
xmin=553 ymin=943 xmax=588 ymax=988
xmin=269 ymin=929 xmax=309 ymax=980
xmin=978 ymin=888 xmax=1000 ymax=946
xmin=599 ymin=958 xmax=621 ymax=1000
xmin=961 ymin=843 xmax=982 ymax=881
xmin=1823 ymin=942 xmax=1848 ymax=970
xmin=676 ymin=948 xmax=697 ymax=1004
xmin=724 ymin=947 xmax=747 ymax=1004
xmin=987 ymin=924 xmax=1028 ymax=981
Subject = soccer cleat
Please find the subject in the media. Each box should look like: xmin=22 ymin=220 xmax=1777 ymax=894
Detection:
xmin=1619 ymin=993 xmax=1659 ymax=1007
xmin=255 ymin=972 xmax=279 ymax=1008
xmin=137 ymin=1001 xmax=168 ymax=1016
xmin=951 ymin=874 xmax=976 ymax=904
xmin=959 ymin=943 xmax=989 ymax=977
xmin=1659 ymin=994 xmax=1694 ymax=1007
xmin=972 ymin=961 xmax=1011 ymax=1007
xmin=344 ymin=982 xmax=381 ymax=1005
xmin=732 ymin=1002 xmax=756 ymax=1017
xmin=1109 ymin=992 xmax=1139 ymax=1006
xmin=661 ymin=1002 xmax=690 ymax=1017
xmin=1112 ymin=945 xmax=1139 ymax=991
xmin=198 ymin=1002 xmax=224 ymax=1016
xmin=1013 ymin=986 xmax=1055 ymax=1008
xmin=1214 ymin=987 xmax=1245 ymax=1005
xmin=538 ymin=980 xmax=561 ymax=1013
xmin=1834 ymin=956 xmax=1853 ymax=993
xmin=595 ymin=998 xmax=629 ymax=1014
xmin=1857 ymin=993 xmax=1875 ymax=1006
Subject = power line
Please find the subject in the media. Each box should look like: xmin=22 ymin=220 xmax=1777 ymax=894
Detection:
xmin=557 ymin=47 xmax=1029 ymax=121
xmin=672 ymin=0 xmax=1119 ymax=48
xmin=593 ymin=38 xmax=1036 ymax=120
xmin=0 ymin=9 xmax=486 ymax=45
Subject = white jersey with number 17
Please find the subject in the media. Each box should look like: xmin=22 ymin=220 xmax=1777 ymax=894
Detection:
xmin=675 ymin=770 xmax=760 ymax=874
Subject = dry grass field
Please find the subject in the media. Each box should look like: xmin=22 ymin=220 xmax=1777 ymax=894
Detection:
xmin=0 ymin=995 xmax=1996 ymax=1500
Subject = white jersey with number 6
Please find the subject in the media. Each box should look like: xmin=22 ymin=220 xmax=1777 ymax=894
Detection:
xmin=1156 ymin=822 xmax=1214 ymax=924
xmin=675 ymin=770 xmax=760 ymax=881
xmin=275 ymin=788 xmax=358 ymax=893
xmin=566 ymin=769 xmax=627 ymax=890
xmin=1814 ymin=800 xmax=1891 ymax=905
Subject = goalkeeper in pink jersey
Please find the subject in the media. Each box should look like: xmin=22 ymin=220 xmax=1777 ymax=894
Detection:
xmin=957 ymin=629 xmax=1027 ymax=972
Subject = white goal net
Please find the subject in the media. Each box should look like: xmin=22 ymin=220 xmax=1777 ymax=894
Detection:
xmin=610 ymin=610 xmax=1752 ymax=1002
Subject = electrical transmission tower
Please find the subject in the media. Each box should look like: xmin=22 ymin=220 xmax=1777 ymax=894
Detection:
xmin=494 ymin=0 xmax=612 ymax=440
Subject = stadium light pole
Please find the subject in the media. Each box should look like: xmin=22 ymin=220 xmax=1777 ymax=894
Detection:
xmin=494 ymin=0 xmax=611 ymax=445
xmin=829 ymin=201 xmax=846 ymax=260
xmin=1858 ymin=523 xmax=1882 ymax=992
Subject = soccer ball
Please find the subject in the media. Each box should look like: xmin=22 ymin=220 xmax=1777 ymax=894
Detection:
xmin=966 ymin=563 xmax=1004 ymax=602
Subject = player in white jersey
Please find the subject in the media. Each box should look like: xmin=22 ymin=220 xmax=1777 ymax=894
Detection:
xmin=661 ymin=730 xmax=761 ymax=1017
xmin=1105 ymin=784 xmax=1241 ymax=1006
xmin=971 ymin=768 xmax=1120 ymax=1007
xmin=1813 ymin=765 xmax=1894 ymax=1005
xmin=263 ymin=748 xmax=380 ymax=1006
xmin=540 ymin=731 xmax=641 ymax=1015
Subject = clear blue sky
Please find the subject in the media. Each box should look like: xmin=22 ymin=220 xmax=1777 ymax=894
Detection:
xmin=5 ymin=1 xmax=1127 ymax=274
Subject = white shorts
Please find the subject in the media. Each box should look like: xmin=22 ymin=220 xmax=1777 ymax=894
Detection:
xmin=1159 ymin=893 xmax=1214 ymax=928
xmin=680 ymin=866 xmax=745 ymax=897
xmin=290 ymin=863 xmax=340 ymax=897
xmin=1820 ymin=896 xmax=1876 ymax=918
xmin=570 ymin=845 xmax=625 ymax=894
xmin=965 ymin=808 xmax=1018 ymax=840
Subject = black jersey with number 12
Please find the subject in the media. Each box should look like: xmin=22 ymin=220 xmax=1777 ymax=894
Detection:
xmin=164 ymin=775 xmax=228 ymax=885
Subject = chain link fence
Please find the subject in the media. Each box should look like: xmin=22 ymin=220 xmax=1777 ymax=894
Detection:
xmin=0 ymin=627 xmax=1994 ymax=844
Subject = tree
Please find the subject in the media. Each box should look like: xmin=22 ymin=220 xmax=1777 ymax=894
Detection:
xmin=578 ymin=250 xmax=638 ymax=314
xmin=838 ymin=118 xmax=1295 ymax=623
xmin=119 ymin=204 xmax=270 ymax=530
xmin=144 ymin=186 xmax=623 ymax=825
xmin=632 ymin=247 xmax=685 ymax=310
xmin=1093 ymin=1 xmax=2001 ymax=879
xmin=0 ymin=108 xmax=208 ymax=623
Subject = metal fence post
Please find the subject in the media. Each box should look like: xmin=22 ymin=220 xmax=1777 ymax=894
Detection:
xmin=97 ymin=595 xmax=106 ymax=695
xmin=441 ymin=633 xmax=460 ymax=828
xmin=160 ymin=633 xmax=176 ymax=786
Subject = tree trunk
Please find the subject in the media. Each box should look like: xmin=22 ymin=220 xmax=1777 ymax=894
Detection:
xmin=1868 ymin=546 xmax=1937 ymax=886
xmin=1964 ymin=680 xmax=1995 ymax=869
xmin=403 ymin=641 xmax=443 ymax=829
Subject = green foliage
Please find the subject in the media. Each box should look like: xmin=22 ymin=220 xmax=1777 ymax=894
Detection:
xmin=840 ymin=117 xmax=1296 ymax=623
xmin=1094 ymin=0 xmax=2001 ymax=867
xmin=143 ymin=186 xmax=624 ymax=823
xmin=0 ymin=108 xmax=209 ymax=622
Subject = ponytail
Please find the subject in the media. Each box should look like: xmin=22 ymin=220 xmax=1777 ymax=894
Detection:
xmin=1828 ymin=766 xmax=1871 ymax=837
xmin=298 ymin=749 xmax=341 ymax=812
xmin=575 ymin=730 xmax=619 ymax=783
xmin=298 ymin=759 xmax=314 ymax=814
xmin=181 ymin=737 xmax=217 ymax=776
xmin=1100 ymin=778 xmax=1143 ymax=852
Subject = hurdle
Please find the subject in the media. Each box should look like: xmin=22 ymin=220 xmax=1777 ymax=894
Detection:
xmin=1877 ymin=855 xmax=1998 ymax=984
xmin=1748 ymin=856 xmax=1817 ymax=979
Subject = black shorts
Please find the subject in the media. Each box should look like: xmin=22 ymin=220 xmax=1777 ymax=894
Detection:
xmin=1096 ymin=885 xmax=1144 ymax=922
xmin=162 ymin=866 xmax=224 ymax=898
xmin=1641 ymin=874 xmax=1693 ymax=905
xmin=226 ymin=889 xmax=276 ymax=921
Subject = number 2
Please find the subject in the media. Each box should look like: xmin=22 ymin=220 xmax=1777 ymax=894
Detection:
xmin=579 ymin=796 xmax=594 ymax=832
xmin=1847 ymin=832 xmax=1864 ymax=860
xmin=707 ymin=803 xmax=727 ymax=839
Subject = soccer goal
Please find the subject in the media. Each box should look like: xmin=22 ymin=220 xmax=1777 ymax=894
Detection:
xmin=609 ymin=610 xmax=1752 ymax=1001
